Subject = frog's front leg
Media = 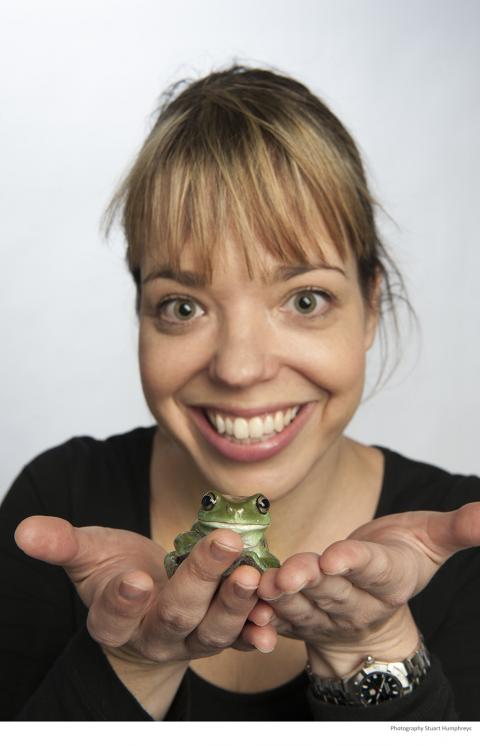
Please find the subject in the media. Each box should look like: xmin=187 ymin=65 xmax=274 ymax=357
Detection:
xmin=164 ymin=529 xmax=203 ymax=578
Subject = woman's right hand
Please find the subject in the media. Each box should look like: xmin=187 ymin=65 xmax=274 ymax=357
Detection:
xmin=14 ymin=516 xmax=277 ymax=666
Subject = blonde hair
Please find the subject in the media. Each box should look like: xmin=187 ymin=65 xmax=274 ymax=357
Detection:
xmin=105 ymin=65 xmax=412 ymax=386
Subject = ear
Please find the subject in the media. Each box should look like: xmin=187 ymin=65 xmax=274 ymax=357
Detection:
xmin=364 ymin=270 xmax=382 ymax=351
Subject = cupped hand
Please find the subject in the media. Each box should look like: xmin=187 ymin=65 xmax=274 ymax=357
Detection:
xmin=14 ymin=517 xmax=277 ymax=666
xmin=248 ymin=503 xmax=480 ymax=669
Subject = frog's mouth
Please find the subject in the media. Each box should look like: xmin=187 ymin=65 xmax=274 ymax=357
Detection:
xmin=200 ymin=520 xmax=264 ymax=532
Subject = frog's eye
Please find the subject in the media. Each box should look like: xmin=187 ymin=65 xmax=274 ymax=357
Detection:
xmin=256 ymin=495 xmax=270 ymax=514
xmin=201 ymin=492 xmax=217 ymax=511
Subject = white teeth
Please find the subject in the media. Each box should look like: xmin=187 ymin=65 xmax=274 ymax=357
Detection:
xmin=248 ymin=416 xmax=264 ymax=438
xmin=274 ymin=411 xmax=284 ymax=432
xmin=263 ymin=414 xmax=274 ymax=434
xmin=206 ymin=405 xmax=302 ymax=441
xmin=233 ymin=418 xmax=249 ymax=439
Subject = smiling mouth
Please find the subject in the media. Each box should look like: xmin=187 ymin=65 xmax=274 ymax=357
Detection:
xmin=187 ymin=401 xmax=315 ymax=463
xmin=200 ymin=520 xmax=263 ymax=531
xmin=203 ymin=405 xmax=302 ymax=444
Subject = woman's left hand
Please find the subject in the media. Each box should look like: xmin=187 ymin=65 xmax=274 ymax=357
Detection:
xmin=249 ymin=502 xmax=480 ymax=675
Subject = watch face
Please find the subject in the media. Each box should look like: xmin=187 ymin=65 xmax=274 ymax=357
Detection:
xmin=359 ymin=672 xmax=403 ymax=704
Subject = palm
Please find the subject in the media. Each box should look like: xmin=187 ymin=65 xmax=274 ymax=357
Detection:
xmin=15 ymin=516 xmax=276 ymax=662
xmin=252 ymin=502 xmax=480 ymax=645
xmin=16 ymin=518 xmax=166 ymax=608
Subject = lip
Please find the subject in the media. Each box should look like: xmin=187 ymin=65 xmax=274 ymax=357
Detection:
xmin=188 ymin=402 xmax=315 ymax=463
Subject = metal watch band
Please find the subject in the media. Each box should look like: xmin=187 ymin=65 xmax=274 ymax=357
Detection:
xmin=306 ymin=638 xmax=431 ymax=706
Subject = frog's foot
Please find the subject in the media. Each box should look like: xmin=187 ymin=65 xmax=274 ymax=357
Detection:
xmin=221 ymin=555 xmax=257 ymax=577
xmin=222 ymin=552 xmax=279 ymax=577
xmin=164 ymin=552 xmax=188 ymax=578
xmin=260 ymin=552 xmax=282 ymax=571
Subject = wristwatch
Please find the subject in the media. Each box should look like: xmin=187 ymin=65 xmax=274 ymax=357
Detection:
xmin=306 ymin=638 xmax=431 ymax=706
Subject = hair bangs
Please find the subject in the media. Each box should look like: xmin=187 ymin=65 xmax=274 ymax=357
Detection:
xmin=127 ymin=120 xmax=358 ymax=286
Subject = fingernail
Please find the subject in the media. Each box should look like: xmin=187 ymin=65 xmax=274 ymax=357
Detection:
xmin=252 ymin=613 xmax=275 ymax=627
xmin=234 ymin=582 xmax=257 ymax=599
xmin=260 ymin=593 xmax=282 ymax=601
xmin=211 ymin=540 xmax=239 ymax=561
xmin=284 ymin=582 xmax=307 ymax=595
xmin=255 ymin=643 xmax=275 ymax=653
xmin=328 ymin=567 xmax=351 ymax=576
xmin=119 ymin=581 xmax=150 ymax=601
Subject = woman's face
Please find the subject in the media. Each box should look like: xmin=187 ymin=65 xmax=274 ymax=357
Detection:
xmin=138 ymin=232 xmax=378 ymax=500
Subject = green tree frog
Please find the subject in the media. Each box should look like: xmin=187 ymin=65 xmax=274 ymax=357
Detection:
xmin=164 ymin=490 xmax=281 ymax=577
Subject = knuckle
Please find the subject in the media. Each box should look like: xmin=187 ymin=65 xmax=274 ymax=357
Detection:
xmin=285 ymin=610 xmax=315 ymax=627
xmin=133 ymin=640 xmax=171 ymax=664
xmin=87 ymin=615 xmax=123 ymax=648
xmin=369 ymin=559 xmax=393 ymax=587
xmin=383 ymin=590 xmax=410 ymax=608
xmin=157 ymin=602 xmax=193 ymax=634
xmin=219 ymin=586 xmax=253 ymax=614
xmin=324 ymin=585 xmax=352 ymax=605
xmin=196 ymin=630 xmax=231 ymax=651
xmin=336 ymin=617 xmax=363 ymax=633
xmin=218 ymin=595 xmax=241 ymax=616
xmin=187 ymin=556 xmax=221 ymax=584
xmin=318 ymin=592 xmax=348 ymax=611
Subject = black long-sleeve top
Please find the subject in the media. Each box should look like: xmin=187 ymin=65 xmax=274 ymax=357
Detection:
xmin=1 ymin=426 xmax=479 ymax=721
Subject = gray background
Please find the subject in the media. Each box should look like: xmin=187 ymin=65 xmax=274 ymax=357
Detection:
xmin=1 ymin=0 xmax=479 ymax=500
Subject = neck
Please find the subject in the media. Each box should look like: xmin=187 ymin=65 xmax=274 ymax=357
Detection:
xmin=149 ymin=428 xmax=383 ymax=558
xmin=265 ymin=436 xmax=360 ymax=557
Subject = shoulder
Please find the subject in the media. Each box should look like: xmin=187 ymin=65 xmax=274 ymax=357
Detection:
xmin=23 ymin=426 xmax=156 ymax=482
xmin=3 ymin=426 xmax=157 ymax=531
xmin=375 ymin=446 xmax=480 ymax=515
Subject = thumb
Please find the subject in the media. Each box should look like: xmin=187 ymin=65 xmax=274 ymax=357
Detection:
xmin=15 ymin=515 xmax=80 ymax=566
xmin=427 ymin=502 xmax=480 ymax=557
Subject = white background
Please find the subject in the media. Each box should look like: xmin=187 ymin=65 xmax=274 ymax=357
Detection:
xmin=1 ymin=0 xmax=479 ymax=500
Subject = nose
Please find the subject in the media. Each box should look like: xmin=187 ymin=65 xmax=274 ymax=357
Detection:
xmin=208 ymin=309 xmax=280 ymax=388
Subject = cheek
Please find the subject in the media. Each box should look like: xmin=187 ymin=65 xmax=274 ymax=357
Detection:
xmin=294 ymin=324 xmax=368 ymax=397
xmin=138 ymin=324 xmax=209 ymax=401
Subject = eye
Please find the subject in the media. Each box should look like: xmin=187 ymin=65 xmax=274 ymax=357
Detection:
xmin=201 ymin=492 xmax=217 ymax=510
xmin=155 ymin=296 xmax=204 ymax=325
xmin=256 ymin=495 xmax=270 ymax=514
xmin=286 ymin=288 xmax=332 ymax=317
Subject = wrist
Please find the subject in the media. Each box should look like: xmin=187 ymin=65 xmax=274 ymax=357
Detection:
xmin=102 ymin=646 xmax=189 ymax=720
xmin=306 ymin=636 xmax=430 ymax=707
xmin=306 ymin=606 xmax=420 ymax=678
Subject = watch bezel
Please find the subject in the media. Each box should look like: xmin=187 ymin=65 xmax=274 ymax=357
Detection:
xmin=348 ymin=660 xmax=412 ymax=704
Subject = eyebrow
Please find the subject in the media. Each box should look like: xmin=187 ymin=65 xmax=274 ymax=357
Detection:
xmin=142 ymin=263 xmax=346 ymax=286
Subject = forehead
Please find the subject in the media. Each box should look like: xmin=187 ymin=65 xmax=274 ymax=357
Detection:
xmin=141 ymin=230 xmax=352 ymax=287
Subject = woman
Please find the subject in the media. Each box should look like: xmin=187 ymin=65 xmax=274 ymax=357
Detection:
xmin=1 ymin=66 xmax=479 ymax=721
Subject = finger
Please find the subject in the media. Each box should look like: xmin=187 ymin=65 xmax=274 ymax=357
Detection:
xmin=257 ymin=553 xmax=321 ymax=600
xmin=425 ymin=502 xmax=480 ymax=558
xmin=15 ymin=516 xmax=82 ymax=565
xmin=231 ymin=638 xmax=257 ymax=652
xmin=192 ymin=565 xmax=260 ymax=654
xmin=302 ymin=573 xmax=387 ymax=627
xmin=240 ymin=621 xmax=278 ymax=653
xmin=151 ymin=529 xmax=244 ymax=641
xmin=87 ymin=570 xmax=154 ymax=648
xmin=247 ymin=600 xmax=278 ymax=627
xmin=251 ymin=554 xmax=323 ymax=630
xmin=14 ymin=516 xmax=159 ymax=583
xmin=319 ymin=539 xmax=417 ymax=604
xmin=301 ymin=571 xmax=353 ymax=607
